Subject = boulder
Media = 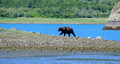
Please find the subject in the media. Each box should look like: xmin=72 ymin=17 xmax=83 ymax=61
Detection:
xmin=103 ymin=2 xmax=120 ymax=30
xmin=28 ymin=32 xmax=35 ymax=34
xmin=11 ymin=27 xmax=18 ymax=31
xmin=88 ymin=37 xmax=92 ymax=39
xmin=96 ymin=36 xmax=103 ymax=40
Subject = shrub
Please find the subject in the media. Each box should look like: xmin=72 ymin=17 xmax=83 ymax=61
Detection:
xmin=0 ymin=8 xmax=7 ymax=17
xmin=6 ymin=8 xmax=24 ymax=18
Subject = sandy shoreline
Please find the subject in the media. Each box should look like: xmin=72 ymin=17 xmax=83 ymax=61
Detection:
xmin=0 ymin=28 xmax=120 ymax=52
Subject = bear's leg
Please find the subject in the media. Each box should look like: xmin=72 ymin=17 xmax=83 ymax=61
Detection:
xmin=60 ymin=32 xmax=63 ymax=36
xmin=72 ymin=32 xmax=76 ymax=37
xmin=68 ymin=33 xmax=70 ymax=37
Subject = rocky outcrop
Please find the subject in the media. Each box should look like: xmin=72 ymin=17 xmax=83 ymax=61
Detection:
xmin=103 ymin=2 xmax=120 ymax=30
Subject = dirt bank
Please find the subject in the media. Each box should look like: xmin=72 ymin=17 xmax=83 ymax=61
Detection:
xmin=0 ymin=28 xmax=120 ymax=52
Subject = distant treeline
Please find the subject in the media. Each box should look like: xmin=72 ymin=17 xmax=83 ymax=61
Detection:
xmin=0 ymin=0 xmax=119 ymax=18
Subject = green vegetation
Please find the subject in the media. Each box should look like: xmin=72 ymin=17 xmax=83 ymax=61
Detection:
xmin=118 ymin=11 xmax=120 ymax=13
xmin=0 ymin=18 xmax=107 ymax=24
xmin=0 ymin=28 xmax=39 ymax=37
xmin=0 ymin=0 xmax=119 ymax=18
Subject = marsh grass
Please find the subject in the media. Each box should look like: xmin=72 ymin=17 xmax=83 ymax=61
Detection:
xmin=0 ymin=18 xmax=107 ymax=24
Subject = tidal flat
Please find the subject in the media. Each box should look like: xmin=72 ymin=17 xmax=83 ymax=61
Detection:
xmin=0 ymin=28 xmax=120 ymax=52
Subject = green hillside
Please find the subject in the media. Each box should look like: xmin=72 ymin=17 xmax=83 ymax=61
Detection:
xmin=0 ymin=0 xmax=119 ymax=18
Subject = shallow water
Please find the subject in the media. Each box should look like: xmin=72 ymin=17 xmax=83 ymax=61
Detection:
xmin=0 ymin=24 xmax=120 ymax=41
xmin=0 ymin=51 xmax=120 ymax=64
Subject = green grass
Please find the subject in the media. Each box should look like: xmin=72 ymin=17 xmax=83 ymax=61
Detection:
xmin=0 ymin=17 xmax=107 ymax=24
xmin=0 ymin=28 xmax=39 ymax=37
xmin=118 ymin=11 xmax=120 ymax=13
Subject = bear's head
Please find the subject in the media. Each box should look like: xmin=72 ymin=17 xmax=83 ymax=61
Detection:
xmin=58 ymin=27 xmax=63 ymax=31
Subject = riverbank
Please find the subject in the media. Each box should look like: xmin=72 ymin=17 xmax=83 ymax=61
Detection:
xmin=0 ymin=18 xmax=106 ymax=24
xmin=0 ymin=28 xmax=120 ymax=52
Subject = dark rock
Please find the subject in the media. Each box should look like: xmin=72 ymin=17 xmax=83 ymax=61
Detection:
xmin=103 ymin=26 xmax=120 ymax=30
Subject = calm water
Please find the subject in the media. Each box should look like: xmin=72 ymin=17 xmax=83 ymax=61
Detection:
xmin=0 ymin=24 xmax=120 ymax=41
xmin=0 ymin=51 xmax=120 ymax=64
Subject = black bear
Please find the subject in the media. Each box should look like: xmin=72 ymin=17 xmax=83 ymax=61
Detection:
xmin=58 ymin=27 xmax=76 ymax=37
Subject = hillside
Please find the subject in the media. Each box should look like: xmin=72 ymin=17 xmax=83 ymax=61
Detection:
xmin=0 ymin=0 xmax=120 ymax=18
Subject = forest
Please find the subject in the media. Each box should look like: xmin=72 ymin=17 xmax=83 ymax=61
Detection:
xmin=0 ymin=0 xmax=120 ymax=18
